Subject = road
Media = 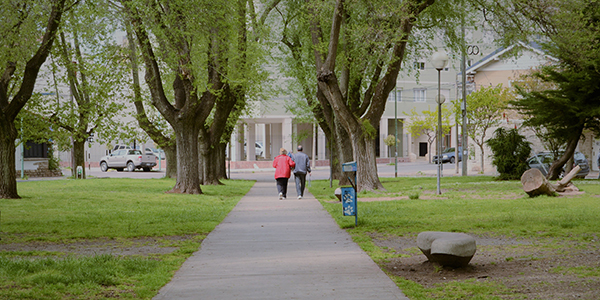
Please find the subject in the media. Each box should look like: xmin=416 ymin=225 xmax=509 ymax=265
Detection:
xmin=67 ymin=160 xmax=484 ymax=182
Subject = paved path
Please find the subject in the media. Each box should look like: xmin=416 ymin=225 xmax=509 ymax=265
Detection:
xmin=154 ymin=181 xmax=408 ymax=300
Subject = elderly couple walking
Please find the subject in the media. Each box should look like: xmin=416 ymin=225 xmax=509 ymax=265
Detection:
xmin=273 ymin=145 xmax=311 ymax=200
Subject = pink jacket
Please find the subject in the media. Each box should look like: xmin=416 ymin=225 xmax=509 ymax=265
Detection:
xmin=273 ymin=154 xmax=296 ymax=179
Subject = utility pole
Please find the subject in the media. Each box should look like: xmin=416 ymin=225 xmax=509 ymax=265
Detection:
xmin=461 ymin=2 xmax=468 ymax=176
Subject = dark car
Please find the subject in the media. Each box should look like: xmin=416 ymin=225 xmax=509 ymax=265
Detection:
xmin=433 ymin=147 xmax=462 ymax=164
xmin=526 ymin=151 xmax=590 ymax=178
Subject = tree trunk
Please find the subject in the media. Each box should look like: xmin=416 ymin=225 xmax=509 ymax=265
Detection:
xmin=334 ymin=118 xmax=353 ymax=185
xmin=172 ymin=124 xmax=202 ymax=194
xmin=548 ymin=128 xmax=582 ymax=180
xmin=479 ymin=144 xmax=485 ymax=173
xmin=0 ymin=121 xmax=19 ymax=199
xmin=163 ymin=144 xmax=177 ymax=179
xmin=216 ymin=142 xmax=227 ymax=180
xmin=428 ymin=140 xmax=434 ymax=164
xmin=0 ymin=0 xmax=67 ymax=199
xmin=73 ymin=139 xmax=86 ymax=179
xmin=199 ymin=142 xmax=223 ymax=185
xmin=353 ymin=130 xmax=384 ymax=192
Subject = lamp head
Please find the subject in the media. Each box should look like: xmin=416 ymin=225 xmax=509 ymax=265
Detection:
xmin=431 ymin=51 xmax=449 ymax=70
xmin=435 ymin=94 xmax=446 ymax=104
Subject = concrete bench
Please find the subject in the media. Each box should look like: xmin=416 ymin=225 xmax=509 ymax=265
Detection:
xmin=417 ymin=231 xmax=476 ymax=268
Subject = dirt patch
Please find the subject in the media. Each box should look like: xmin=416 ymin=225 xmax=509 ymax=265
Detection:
xmin=371 ymin=233 xmax=600 ymax=299
xmin=0 ymin=235 xmax=199 ymax=257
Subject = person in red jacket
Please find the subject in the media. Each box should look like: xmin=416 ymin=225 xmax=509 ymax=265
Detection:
xmin=273 ymin=148 xmax=296 ymax=200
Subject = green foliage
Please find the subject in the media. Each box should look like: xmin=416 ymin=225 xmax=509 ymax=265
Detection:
xmin=384 ymin=134 xmax=401 ymax=147
xmin=513 ymin=64 xmax=600 ymax=141
xmin=361 ymin=119 xmax=377 ymax=140
xmin=482 ymin=0 xmax=600 ymax=152
xmin=405 ymin=106 xmax=452 ymax=139
xmin=452 ymin=84 xmax=511 ymax=146
xmin=486 ymin=127 xmax=532 ymax=180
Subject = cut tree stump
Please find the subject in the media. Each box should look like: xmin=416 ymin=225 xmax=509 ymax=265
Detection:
xmin=521 ymin=165 xmax=581 ymax=197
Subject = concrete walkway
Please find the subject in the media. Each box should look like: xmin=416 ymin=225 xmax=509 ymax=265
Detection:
xmin=153 ymin=181 xmax=409 ymax=300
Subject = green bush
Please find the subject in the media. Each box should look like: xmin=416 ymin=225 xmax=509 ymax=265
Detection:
xmin=487 ymin=127 xmax=532 ymax=180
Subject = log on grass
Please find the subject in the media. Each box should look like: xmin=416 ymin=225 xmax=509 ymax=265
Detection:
xmin=521 ymin=168 xmax=557 ymax=197
xmin=555 ymin=165 xmax=581 ymax=192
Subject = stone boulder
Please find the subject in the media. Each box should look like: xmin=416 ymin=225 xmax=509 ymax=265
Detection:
xmin=417 ymin=231 xmax=476 ymax=268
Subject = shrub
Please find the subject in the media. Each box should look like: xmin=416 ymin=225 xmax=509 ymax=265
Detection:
xmin=486 ymin=127 xmax=532 ymax=180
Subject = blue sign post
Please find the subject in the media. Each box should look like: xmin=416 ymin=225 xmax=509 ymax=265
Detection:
xmin=341 ymin=161 xmax=358 ymax=226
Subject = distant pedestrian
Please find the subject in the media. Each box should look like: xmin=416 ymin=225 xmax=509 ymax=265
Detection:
xmin=292 ymin=145 xmax=311 ymax=199
xmin=273 ymin=148 xmax=295 ymax=200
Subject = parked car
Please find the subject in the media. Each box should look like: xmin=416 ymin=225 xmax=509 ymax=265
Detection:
xmin=433 ymin=147 xmax=462 ymax=164
xmin=99 ymin=149 xmax=157 ymax=172
xmin=112 ymin=144 xmax=132 ymax=151
xmin=145 ymin=147 xmax=165 ymax=159
xmin=244 ymin=142 xmax=264 ymax=157
xmin=526 ymin=151 xmax=589 ymax=178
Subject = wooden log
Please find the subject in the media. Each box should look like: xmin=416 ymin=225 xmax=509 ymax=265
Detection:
xmin=521 ymin=168 xmax=557 ymax=197
xmin=555 ymin=165 xmax=581 ymax=192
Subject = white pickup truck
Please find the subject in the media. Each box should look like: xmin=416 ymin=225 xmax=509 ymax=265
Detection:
xmin=99 ymin=149 xmax=157 ymax=172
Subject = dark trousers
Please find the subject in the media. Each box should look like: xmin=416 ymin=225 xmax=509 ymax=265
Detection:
xmin=276 ymin=178 xmax=289 ymax=197
xmin=294 ymin=173 xmax=307 ymax=197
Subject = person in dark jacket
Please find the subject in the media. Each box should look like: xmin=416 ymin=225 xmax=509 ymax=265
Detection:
xmin=292 ymin=145 xmax=311 ymax=199
xmin=273 ymin=148 xmax=295 ymax=200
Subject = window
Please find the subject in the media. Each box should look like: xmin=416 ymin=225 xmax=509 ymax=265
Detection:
xmin=413 ymin=61 xmax=425 ymax=70
xmin=24 ymin=141 xmax=48 ymax=158
xmin=413 ymin=89 xmax=426 ymax=102
xmin=387 ymin=90 xmax=402 ymax=102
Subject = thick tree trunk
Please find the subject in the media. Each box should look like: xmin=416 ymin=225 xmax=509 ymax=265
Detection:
xmin=0 ymin=121 xmax=19 ymax=199
xmin=216 ymin=142 xmax=227 ymax=180
xmin=163 ymin=145 xmax=177 ymax=179
xmin=198 ymin=140 xmax=221 ymax=185
xmin=199 ymin=142 xmax=223 ymax=185
xmin=172 ymin=124 xmax=202 ymax=194
xmin=353 ymin=132 xmax=384 ymax=192
xmin=73 ymin=139 xmax=86 ymax=179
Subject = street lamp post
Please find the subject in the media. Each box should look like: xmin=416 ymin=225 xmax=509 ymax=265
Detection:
xmin=432 ymin=51 xmax=449 ymax=195
xmin=394 ymin=86 xmax=398 ymax=178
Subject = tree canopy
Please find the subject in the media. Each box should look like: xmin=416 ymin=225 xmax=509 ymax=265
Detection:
xmin=453 ymin=84 xmax=511 ymax=172
xmin=481 ymin=0 xmax=600 ymax=179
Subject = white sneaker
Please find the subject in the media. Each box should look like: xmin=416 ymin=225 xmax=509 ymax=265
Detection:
xmin=279 ymin=193 xmax=283 ymax=200
xmin=298 ymin=195 xmax=302 ymax=199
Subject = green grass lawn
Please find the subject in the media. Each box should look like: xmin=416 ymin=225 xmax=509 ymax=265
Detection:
xmin=0 ymin=178 xmax=253 ymax=299
xmin=309 ymin=176 xmax=600 ymax=299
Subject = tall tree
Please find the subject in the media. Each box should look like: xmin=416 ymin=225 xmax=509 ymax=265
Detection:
xmin=40 ymin=2 xmax=128 ymax=179
xmin=308 ymin=0 xmax=435 ymax=191
xmin=125 ymin=23 xmax=177 ymax=179
xmin=278 ymin=2 xmax=353 ymax=184
xmin=198 ymin=0 xmax=272 ymax=185
xmin=452 ymin=84 xmax=511 ymax=173
xmin=122 ymin=0 xmax=234 ymax=194
xmin=0 ymin=0 xmax=70 ymax=199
